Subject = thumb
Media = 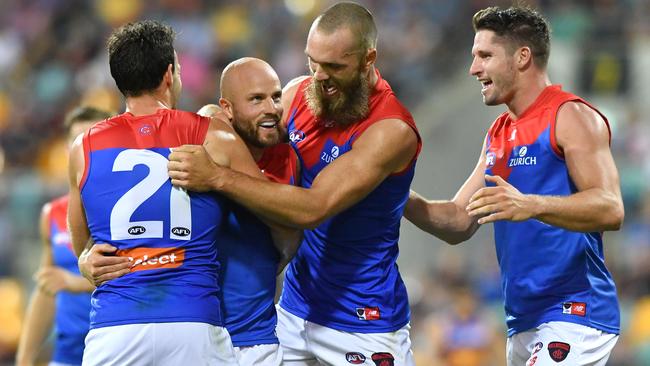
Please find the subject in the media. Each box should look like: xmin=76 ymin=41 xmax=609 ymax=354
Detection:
xmin=485 ymin=174 xmax=506 ymax=186
xmin=93 ymin=243 xmax=119 ymax=254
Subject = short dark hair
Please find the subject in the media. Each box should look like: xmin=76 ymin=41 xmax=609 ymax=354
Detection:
xmin=315 ymin=2 xmax=377 ymax=50
xmin=63 ymin=106 xmax=113 ymax=131
xmin=107 ymin=20 xmax=176 ymax=97
xmin=472 ymin=6 xmax=550 ymax=69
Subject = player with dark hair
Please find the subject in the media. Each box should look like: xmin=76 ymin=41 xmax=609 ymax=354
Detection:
xmin=405 ymin=6 xmax=622 ymax=365
xmin=67 ymin=20 xmax=270 ymax=365
xmin=16 ymin=106 xmax=112 ymax=366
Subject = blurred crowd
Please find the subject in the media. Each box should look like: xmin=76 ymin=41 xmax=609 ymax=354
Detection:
xmin=1 ymin=0 xmax=650 ymax=365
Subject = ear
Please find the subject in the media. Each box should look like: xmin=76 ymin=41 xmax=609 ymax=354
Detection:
xmin=363 ymin=48 xmax=377 ymax=69
xmin=163 ymin=63 xmax=174 ymax=86
xmin=219 ymin=97 xmax=234 ymax=120
xmin=516 ymin=46 xmax=533 ymax=70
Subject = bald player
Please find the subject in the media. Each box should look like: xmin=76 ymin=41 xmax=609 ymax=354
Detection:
xmin=79 ymin=58 xmax=300 ymax=366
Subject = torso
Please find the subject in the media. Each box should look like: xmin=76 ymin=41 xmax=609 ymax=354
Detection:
xmin=280 ymin=70 xmax=422 ymax=332
xmin=484 ymin=85 xmax=619 ymax=336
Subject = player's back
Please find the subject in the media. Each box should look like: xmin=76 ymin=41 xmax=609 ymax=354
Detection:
xmin=80 ymin=109 xmax=227 ymax=329
xmin=48 ymin=195 xmax=91 ymax=364
xmin=219 ymin=143 xmax=299 ymax=347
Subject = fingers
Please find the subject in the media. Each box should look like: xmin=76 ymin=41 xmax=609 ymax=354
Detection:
xmin=94 ymin=266 xmax=132 ymax=286
xmin=485 ymin=174 xmax=508 ymax=186
xmin=477 ymin=211 xmax=509 ymax=225
xmin=467 ymin=202 xmax=500 ymax=218
xmin=92 ymin=243 xmax=119 ymax=254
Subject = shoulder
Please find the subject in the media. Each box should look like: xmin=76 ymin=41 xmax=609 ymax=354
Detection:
xmin=556 ymin=101 xmax=610 ymax=148
xmin=282 ymin=76 xmax=309 ymax=104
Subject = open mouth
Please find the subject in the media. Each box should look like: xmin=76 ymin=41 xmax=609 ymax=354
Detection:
xmin=480 ymin=79 xmax=493 ymax=93
xmin=258 ymin=120 xmax=278 ymax=129
xmin=322 ymin=83 xmax=338 ymax=96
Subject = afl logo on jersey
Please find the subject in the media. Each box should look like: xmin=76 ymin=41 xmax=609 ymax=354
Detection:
xmin=485 ymin=152 xmax=496 ymax=168
xmin=128 ymin=226 xmax=146 ymax=235
xmin=171 ymin=227 xmax=190 ymax=237
xmin=289 ymin=130 xmax=305 ymax=143
xmin=345 ymin=352 xmax=366 ymax=364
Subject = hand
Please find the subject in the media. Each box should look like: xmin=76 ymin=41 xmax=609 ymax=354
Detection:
xmin=78 ymin=244 xmax=131 ymax=286
xmin=168 ymin=145 xmax=221 ymax=192
xmin=34 ymin=266 xmax=71 ymax=296
xmin=466 ymin=175 xmax=537 ymax=224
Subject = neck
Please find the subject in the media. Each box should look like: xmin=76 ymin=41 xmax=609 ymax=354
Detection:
xmin=247 ymin=143 xmax=264 ymax=162
xmin=125 ymin=92 xmax=172 ymax=116
xmin=367 ymin=65 xmax=378 ymax=89
xmin=506 ymin=72 xmax=551 ymax=118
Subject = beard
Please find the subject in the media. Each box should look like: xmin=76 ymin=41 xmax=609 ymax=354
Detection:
xmin=232 ymin=115 xmax=286 ymax=149
xmin=305 ymin=68 xmax=371 ymax=127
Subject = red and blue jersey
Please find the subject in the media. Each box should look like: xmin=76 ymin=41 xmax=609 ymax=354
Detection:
xmin=48 ymin=195 xmax=91 ymax=365
xmin=219 ymin=143 xmax=299 ymax=346
xmin=80 ymin=109 xmax=227 ymax=329
xmin=484 ymin=85 xmax=619 ymax=336
xmin=280 ymin=70 xmax=421 ymax=332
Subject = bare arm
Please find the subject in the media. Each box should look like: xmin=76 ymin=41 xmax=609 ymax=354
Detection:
xmin=67 ymin=135 xmax=90 ymax=257
xmin=467 ymin=102 xmax=624 ymax=232
xmin=169 ymin=118 xmax=418 ymax=229
xmin=403 ymin=137 xmax=487 ymax=244
xmin=15 ymin=205 xmax=55 ymax=366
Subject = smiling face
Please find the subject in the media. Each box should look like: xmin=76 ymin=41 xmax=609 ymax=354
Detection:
xmin=220 ymin=60 xmax=284 ymax=150
xmin=304 ymin=26 xmax=372 ymax=126
xmin=469 ymin=30 xmax=517 ymax=106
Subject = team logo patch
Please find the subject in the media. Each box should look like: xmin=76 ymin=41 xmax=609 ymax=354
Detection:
xmin=289 ymin=129 xmax=305 ymax=143
xmin=547 ymin=342 xmax=570 ymax=362
xmin=356 ymin=306 xmax=380 ymax=320
xmin=562 ymin=301 xmax=586 ymax=317
xmin=485 ymin=151 xmax=496 ymax=168
xmin=345 ymin=352 xmax=366 ymax=364
xmin=371 ymin=352 xmax=394 ymax=366
xmin=139 ymin=124 xmax=152 ymax=135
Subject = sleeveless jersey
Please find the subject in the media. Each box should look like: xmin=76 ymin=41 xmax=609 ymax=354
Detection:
xmin=219 ymin=143 xmax=299 ymax=347
xmin=48 ymin=195 xmax=91 ymax=364
xmin=484 ymin=85 xmax=620 ymax=336
xmin=281 ymin=70 xmax=422 ymax=332
xmin=80 ymin=109 xmax=227 ymax=329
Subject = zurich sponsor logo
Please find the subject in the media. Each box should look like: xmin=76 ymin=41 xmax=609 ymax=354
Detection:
xmin=321 ymin=145 xmax=341 ymax=163
xmin=289 ymin=130 xmax=305 ymax=143
xmin=345 ymin=352 xmax=366 ymax=364
xmin=508 ymin=145 xmax=536 ymax=167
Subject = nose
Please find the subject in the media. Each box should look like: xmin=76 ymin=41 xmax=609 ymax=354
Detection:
xmin=469 ymin=56 xmax=481 ymax=77
xmin=263 ymin=98 xmax=281 ymax=115
xmin=312 ymin=64 xmax=329 ymax=82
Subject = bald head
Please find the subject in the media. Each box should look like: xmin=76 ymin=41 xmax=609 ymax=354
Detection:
xmin=220 ymin=57 xmax=279 ymax=100
xmin=218 ymin=57 xmax=284 ymax=155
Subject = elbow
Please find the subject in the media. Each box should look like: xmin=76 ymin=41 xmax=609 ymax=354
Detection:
xmin=442 ymin=231 xmax=473 ymax=245
xmin=299 ymin=213 xmax=326 ymax=230
xmin=604 ymin=202 xmax=624 ymax=231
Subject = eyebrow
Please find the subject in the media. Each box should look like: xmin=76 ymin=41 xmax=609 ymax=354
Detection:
xmin=305 ymin=53 xmax=346 ymax=68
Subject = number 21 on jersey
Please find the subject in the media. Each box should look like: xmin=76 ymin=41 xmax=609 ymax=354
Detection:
xmin=109 ymin=149 xmax=191 ymax=241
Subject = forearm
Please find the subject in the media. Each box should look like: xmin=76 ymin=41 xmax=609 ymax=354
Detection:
xmin=531 ymin=188 xmax=624 ymax=232
xmin=215 ymin=167 xmax=329 ymax=229
xmin=404 ymin=191 xmax=478 ymax=244
xmin=15 ymin=290 xmax=55 ymax=365
xmin=271 ymin=226 xmax=304 ymax=273
xmin=66 ymin=273 xmax=96 ymax=292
